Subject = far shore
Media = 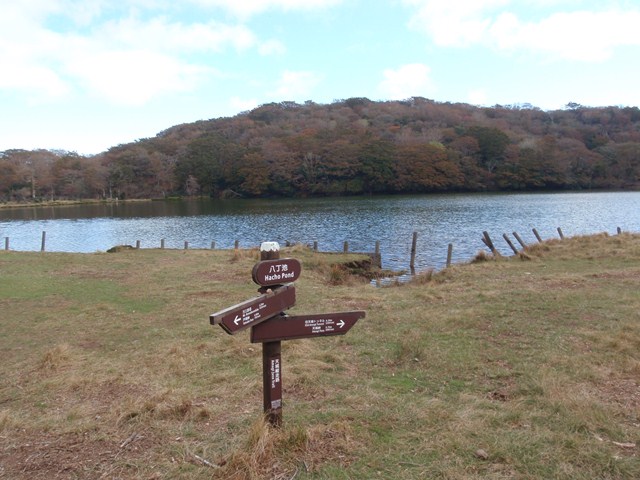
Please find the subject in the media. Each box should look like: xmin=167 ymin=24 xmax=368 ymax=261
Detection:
xmin=0 ymin=198 xmax=155 ymax=209
xmin=2 ymin=187 xmax=638 ymax=210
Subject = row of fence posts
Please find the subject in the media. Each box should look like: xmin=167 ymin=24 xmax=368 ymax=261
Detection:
xmin=407 ymin=231 xmax=454 ymax=274
xmin=2 ymin=233 xmax=381 ymax=259
xmin=138 ymin=239 xmax=237 ymax=250
xmin=4 ymin=232 xmax=387 ymax=267
xmin=406 ymin=226 xmax=626 ymax=274
xmin=2 ymin=227 xmax=627 ymax=271
xmin=3 ymin=232 xmax=47 ymax=252
xmin=1 ymin=234 xmax=246 ymax=252
xmin=481 ymin=226 xmax=624 ymax=257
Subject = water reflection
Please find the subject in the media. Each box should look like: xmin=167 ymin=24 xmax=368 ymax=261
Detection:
xmin=1 ymin=192 xmax=638 ymax=272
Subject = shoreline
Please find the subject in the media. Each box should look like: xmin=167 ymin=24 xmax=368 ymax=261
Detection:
xmin=1 ymin=187 xmax=639 ymax=210
xmin=0 ymin=198 xmax=154 ymax=210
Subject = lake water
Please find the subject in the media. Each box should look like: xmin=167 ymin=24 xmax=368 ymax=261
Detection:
xmin=1 ymin=192 xmax=638 ymax=272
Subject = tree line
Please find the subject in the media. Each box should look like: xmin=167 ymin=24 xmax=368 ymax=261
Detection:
xmin=2 ymin=98 xmax=640 ymax=202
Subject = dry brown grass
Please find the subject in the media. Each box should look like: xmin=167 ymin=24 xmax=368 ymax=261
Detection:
xmin=0 ymin=234 xmax=639 ymax=479
xmin=38 ymin=344 xmax=72 ymax=371
xmin=214 ymin=417 xmax=359 ymax=479
xmin=471 ymin=249 xmax=493 ymax=263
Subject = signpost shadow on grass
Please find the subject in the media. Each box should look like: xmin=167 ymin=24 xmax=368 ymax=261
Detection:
xmin=210 ymin=241 xmax=364 ymax=426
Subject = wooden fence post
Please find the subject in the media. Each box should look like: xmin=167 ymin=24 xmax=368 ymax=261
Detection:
xmin=482 ymin=231 xmax=498 ymax=255
xmin=41 ymin=231 xmax=46 ymax=252
xmin=4 ymin=237 xmax=8 ymax=251
xmin=513 ymin=232 xmax=527 ymax=249
xmin=503 ymin=233 xmax=519 ymax=255
xmin=410 ymin=232 xmax=418 ymax=273
xmin=446 ymin=243 xmax=453 ymax=268
xmin=557 ymin=227 xmax=565 ymax=239
xmin=343 ymin=241 xmax=349 ymax=253
xmin=373 ymin=240 xmax=381 ymax=267
xmin=532 ymin=228 xmax=543 ymax=243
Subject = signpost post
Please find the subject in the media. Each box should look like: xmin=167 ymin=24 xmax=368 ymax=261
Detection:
xmin=259 ymin=242 xmax=284 ymax=426
xmin=209 ymin=241 xmax=365 ymax=427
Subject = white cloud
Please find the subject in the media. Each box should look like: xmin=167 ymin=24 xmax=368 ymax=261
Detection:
xmin=404 ymin=0 xmax=640 ymax=61
xmin=229 ymin=96 xmax=260 ymax=113
xmin=259 ymin=39 xmax=287 ymax=55
xmin=187 ymin=0 xmax=343 ymax=17
xmin=404 ymin=0 xmax=509 ymax=47
xmin=271 ymin=70 xmax=322 ymax=99
xmin=65 ymin=0 xmax=109 ymax=26
xmin=4 ymin=127 xmax=123 ymax=156
xmin=468 ymin=88 xmax=489 ymax=106
xmin=98 ymin=17 xmax=257 ymax=53
xmin=505 ymin=10 xmax=640 ymax=61
xmin=0 ymin=3 xmax=269 ymax=105
xmin=65 ymin=49 xmax=214 ymax=105
xmin=378 ymin=63 xmax=434 ymax=100
xmin=0 ymin=4 xmax=72 ymax=101
xmin=0 ymin=62 xmax=69 ymax=101
xmin=2 ymin=0 xmax=68 ymax=21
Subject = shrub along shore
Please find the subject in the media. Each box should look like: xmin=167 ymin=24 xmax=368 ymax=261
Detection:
xmin=0 ymin=233 xmax=639 ymax=479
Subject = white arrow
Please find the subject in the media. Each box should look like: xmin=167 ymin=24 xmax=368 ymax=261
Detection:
xmin=337 ymin=320 xmax=345 ymax=328
xmin=234 ymin=315 xmax=242 ymax=325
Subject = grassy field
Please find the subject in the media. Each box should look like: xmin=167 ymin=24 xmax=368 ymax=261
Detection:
xmin=0 ymin=234 xmax=639 ymax=479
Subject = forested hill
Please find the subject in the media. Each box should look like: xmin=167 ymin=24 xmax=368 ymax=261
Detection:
xmin=2 ymin=98 xmax=640 ymax=202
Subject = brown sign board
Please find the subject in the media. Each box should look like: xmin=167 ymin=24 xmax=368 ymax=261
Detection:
xmin=252 ymin=258 xmax=302 ymax=287
xmin=250 ymin=310 xmax=365 ymax=343
xmin=210 ymin=285 xmax=296 ymax=335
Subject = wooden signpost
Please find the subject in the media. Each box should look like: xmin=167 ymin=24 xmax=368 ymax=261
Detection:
xmin=209 ymin=242 xmax=364 ymax=426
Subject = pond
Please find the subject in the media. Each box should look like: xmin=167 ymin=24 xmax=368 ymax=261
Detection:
xmin=1 ymin=191 xmax=638 ymax=272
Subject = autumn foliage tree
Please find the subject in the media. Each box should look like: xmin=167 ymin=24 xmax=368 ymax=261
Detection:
xmin=2 ymin=99 xmax=640 ymax=202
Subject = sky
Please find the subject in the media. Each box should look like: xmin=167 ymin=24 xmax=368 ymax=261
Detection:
xmin=2 ymin=0 xmax=640 ymax=155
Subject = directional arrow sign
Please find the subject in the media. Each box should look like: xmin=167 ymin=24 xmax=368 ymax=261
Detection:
xmin=250 ymin=310 xmax=364 ymax=343
xmin=210 ymin=284 xmax=296 ymax=335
